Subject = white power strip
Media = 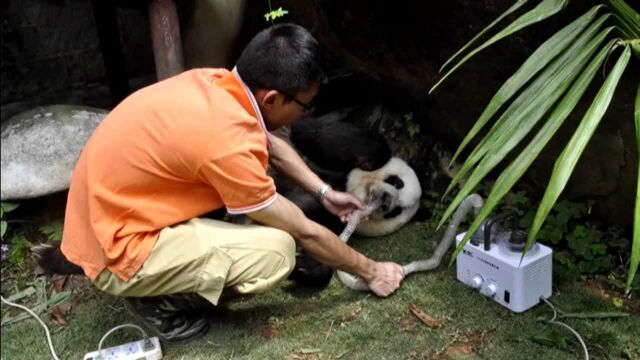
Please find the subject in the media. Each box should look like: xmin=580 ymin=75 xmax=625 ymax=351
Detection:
xmin=1 ymin=295 xmax=163 ymax=360
xmin=83 ymin=336 xmax=162 ymax=360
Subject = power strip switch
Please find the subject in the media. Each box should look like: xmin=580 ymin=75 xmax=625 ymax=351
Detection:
xmin=83 ymin=336 xmax=162 ymax=360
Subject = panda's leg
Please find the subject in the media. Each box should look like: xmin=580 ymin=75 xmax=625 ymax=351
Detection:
xmin=279 ymin=190 xmax=336 ymax=288
xmin=288 ymin=251 xmax=334 ymax=289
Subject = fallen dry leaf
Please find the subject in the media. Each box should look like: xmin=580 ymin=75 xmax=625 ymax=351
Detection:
xmin=285 ymin=353 xmax=321 ymax=360
xmin=409 ymin=304 xmax=441 ymax=329
xmin=48 ymin=307 xmax=67 ymax=326
xmin=51 ymin=274 xmax=69 ymax=292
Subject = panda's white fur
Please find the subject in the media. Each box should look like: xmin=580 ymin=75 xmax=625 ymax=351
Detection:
xmin=346 ymin=157 xmax=421 ymax=236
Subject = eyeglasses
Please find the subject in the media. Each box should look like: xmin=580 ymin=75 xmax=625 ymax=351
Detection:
xmin=280 ymin=91 xmax=315 ymax=113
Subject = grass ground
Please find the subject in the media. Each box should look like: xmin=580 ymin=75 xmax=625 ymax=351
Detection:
xmin=1 ymin=218 xmax=639 ymax=360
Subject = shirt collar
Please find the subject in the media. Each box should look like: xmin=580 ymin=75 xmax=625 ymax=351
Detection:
xmin=232 ymin=67 xmax=272 ymax=147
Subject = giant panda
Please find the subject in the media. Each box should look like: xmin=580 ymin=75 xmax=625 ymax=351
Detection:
xmin=273 ymin=108 xmax=422 ymax=288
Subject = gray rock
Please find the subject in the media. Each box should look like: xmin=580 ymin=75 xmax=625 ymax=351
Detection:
xmin=1 ymin=105 xmax=107 ymax=200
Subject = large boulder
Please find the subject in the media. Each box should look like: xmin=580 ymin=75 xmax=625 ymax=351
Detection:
xmin=1 ymin=105 xmax=107 ymax=200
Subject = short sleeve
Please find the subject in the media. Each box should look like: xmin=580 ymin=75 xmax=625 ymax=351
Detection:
xmin=199 ymin=150 xmax=277 ymax=214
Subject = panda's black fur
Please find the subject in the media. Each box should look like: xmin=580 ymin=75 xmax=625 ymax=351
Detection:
xmin=290 ymin=110 xmax=392 ymax=173
xmin=272 ymin=109 xmax=421 ymax=289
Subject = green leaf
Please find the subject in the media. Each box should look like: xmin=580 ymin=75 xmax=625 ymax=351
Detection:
xmin=591 ymin=243 xmax=607 ymax=256
xmin=300 ymin=349 xmax=322 ymax=354
xmin=607 ymin=0 xmax=640 ymax=37
xmin=448 ymin=39 xmax=613 ymax=261
xmin=533 ymin=329 xmax=568 ymax=349
xmin=439 ymin=0 xmax=529 ymax=73
xmin=611 ymin=14 xmax=636 ymax=38
xmin=0 ymin=202 xmax=19 ymax=217
xmin=554 ymin=252 xmax=576 ymax=268
xmin=1 ymin=290 xmax=71 ymax=326
xmin=631 ymin=39 xmax=640 ymax=58
xmin=628 ymin=82 xmax=640 ymax=292
xmin=430 ymin=0 xmax=569 ymax=94
xmin=612 ymin=297 xmax=624 ymax=308
xmin=442 ymin=16 xmax=610 ymax=200
xmin=4 ymin=286 xmax=36 ymax=303
xmin=448 ymin=6 xmax=602 ymax=166
xmin=555 ymin=200 xmax=587 ymax=225
xmin=265 ymin=7 xmax=289 ymax=22
xmin=440 ymin=23 xmax=612 ymax=232
xmin=1 ymin=220 xmax=6 ymax=239
xmin=527 ymin=45 xmax=631 ymax=254
xmin=39 ymin=219 xmax=64 ymax=242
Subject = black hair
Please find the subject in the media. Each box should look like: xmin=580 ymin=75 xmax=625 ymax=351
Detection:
xmin=236 ymin=23 xmax=326 ymax=94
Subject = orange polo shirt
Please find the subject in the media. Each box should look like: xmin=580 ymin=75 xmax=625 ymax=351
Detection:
xmin=61 ymin=68 xmax=277 ymax=281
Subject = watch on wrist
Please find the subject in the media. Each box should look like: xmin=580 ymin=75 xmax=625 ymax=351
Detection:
xmin=318 ymin=183 xmax=331 ymax=201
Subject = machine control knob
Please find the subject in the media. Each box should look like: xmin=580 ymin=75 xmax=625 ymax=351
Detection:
xmin=480 ymin=281 xmax=498 ymax=297
xmin=470 ymin=275 xmax=484 ymax=289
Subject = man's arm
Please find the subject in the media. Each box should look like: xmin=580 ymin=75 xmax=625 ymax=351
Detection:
xmin=269 ymin=134 xmax=324 ymax=195
xmin=269 ymin=134 xmax=363 ymax=221
xmin=248 ymin=194 xmax=404 ymax=297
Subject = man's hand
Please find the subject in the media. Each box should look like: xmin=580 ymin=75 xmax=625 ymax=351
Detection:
xmin=321 ymin=188 xmax=365 ymax=223
xmin=366 ymin=262 xmax=404 ymax=297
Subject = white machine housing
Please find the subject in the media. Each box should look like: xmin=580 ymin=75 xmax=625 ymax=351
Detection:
xmin=455 ymin=232 xmax=552 ymax=313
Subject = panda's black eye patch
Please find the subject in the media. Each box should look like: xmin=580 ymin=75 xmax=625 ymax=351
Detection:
xmin=384 ymin=175 xmax=404 ymax=189
xmin=384 ymin=207 xmax=403 ymax=219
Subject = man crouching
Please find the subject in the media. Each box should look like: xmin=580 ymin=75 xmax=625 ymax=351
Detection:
xmin=56 ymin=24 xmax=404 ymax=342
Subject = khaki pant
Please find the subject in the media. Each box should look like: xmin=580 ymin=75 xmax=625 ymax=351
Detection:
xmin=93 ymin=218 xmax=296 ymax=305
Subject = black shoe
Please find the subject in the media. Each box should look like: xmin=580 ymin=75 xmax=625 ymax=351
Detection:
xmin=288 ymin=251 xmax=333 ymax=289
xmin=124 ymin=296 xmax=210 ymax=343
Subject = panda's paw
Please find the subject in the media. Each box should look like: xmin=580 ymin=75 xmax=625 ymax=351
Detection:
xmin=288 ymin=252 xmax=333 ymax=289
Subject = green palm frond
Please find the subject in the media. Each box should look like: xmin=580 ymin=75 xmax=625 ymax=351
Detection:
xmin=430 ymin=0 xmax=568 ymax=94
xmin=526 ymin=45 xmax=631 ymax=253
xmin=608 ymin=0 xmax=640 ymax=36
xmin=629 ymin=84 xmax=640 ymax=293
xmin=432 ymin=0 xmax=640 ymax=291
xmin=449 ymin=40 xmax=616 ymax=263
xmin=438 ymin=0 xmax=530 ymax=73
xmin=446 ymin=6 xmax=601 ymax=167
xmin=438 ymin=19 xmax=612 ymax=227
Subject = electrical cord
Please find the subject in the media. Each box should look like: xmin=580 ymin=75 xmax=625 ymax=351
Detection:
xmin=2 ymin=295 xmax=149 ymax=360
xmin=97 ymin=323 xmax=148 ymax=356
xmin=541 ymin=297 xmax=589 ymax=360
xmin=0 ymin=289 xmax=590 ymax=360
xmin=1 ymin=295 xmax=61 ymax=360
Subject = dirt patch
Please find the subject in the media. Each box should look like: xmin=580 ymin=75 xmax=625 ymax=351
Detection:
xmin=259 ymin=324 xmax=280 ymax=340
xmin=432 ymin=329 xmax=491 ymax=360
xmin=399 ymin=312 xmax=419 ymax=332
xmin=582 ymin=278 xmax=640 ymax=315
xmin=444 ymin=343 xmax=475 ymax=359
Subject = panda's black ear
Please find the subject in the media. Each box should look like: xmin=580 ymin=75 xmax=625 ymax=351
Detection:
xmin=355 ymin=155 xmax=373 ymax=170
xmin=384 ymin=175 xmax=404 ymax=189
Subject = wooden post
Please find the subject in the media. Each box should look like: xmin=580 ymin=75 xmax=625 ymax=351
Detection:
xmin=148 ymin=0 xmax=184 ymax=81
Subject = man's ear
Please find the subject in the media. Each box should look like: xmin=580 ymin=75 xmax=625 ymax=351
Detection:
xmin=257 ymin=89 xmax=281 ymax=110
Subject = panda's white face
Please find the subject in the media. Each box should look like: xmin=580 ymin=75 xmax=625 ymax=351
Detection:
xmin=346 ymin=157 xmax=421 ymax=236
